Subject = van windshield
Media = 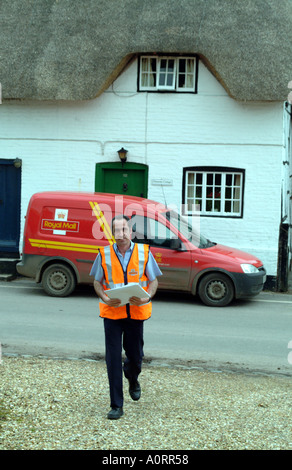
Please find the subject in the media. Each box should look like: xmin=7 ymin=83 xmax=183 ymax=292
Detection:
xmin=164 ymin=210 xmax=215 ymax=249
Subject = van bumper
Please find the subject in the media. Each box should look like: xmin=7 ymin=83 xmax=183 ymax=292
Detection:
xmin=16 ymin=254 xmax=45 ymax=280
xmin=232 ymin=268 xmax=266 ymax=298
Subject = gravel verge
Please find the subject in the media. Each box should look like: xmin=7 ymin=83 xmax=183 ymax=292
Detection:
xmin=0 ymin=356 xmax=291 ymax=450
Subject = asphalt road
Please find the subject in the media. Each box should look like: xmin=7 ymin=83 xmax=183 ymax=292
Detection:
xmin=1 ymin=278 xmax=292 ymax=377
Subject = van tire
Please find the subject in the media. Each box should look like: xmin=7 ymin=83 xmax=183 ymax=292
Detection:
xmin=198 ymin=272 xmax=234 ymax=307
xmin=42 ymin=263 xmax=76 ymax=297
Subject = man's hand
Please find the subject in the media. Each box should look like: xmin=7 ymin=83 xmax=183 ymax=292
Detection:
xmin=94 ymin=280 xmax=121 ymax=307
xmin=94 ymin=278 xmax=159 ymax=307
xmin=129 ymin=296 xmax=149 ymax=306
xmin=102 ymin=295 xmax=122 ymax=307
xmin=129 ymin=279 xmax=158 ymax=305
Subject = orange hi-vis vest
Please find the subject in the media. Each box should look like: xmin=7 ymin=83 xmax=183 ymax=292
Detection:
xmin=99 ymin=243 xmax=152 ymax=320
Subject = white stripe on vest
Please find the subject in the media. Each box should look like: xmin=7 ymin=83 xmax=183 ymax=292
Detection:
xmin=103 ymin=244 xmax=148 ymax=289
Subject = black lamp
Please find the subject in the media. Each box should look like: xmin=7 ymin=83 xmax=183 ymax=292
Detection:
xmin=117 ymin=147 xmax=128 ymax=163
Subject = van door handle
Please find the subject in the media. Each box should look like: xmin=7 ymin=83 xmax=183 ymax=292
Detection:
xmin=123 ymin=183 xmax=128 ymax=192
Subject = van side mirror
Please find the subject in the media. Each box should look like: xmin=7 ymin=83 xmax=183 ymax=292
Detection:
xmin=170 ymin=238 xmax=183 ymax=250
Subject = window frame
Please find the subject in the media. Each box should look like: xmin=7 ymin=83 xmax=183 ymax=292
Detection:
xmin=130 ymin=214 xmax=178 ymax=249
xmin=182 ymin=166 xmax=245 ymax=218
xmin=138 ymin=54 xmax=198 ymax=93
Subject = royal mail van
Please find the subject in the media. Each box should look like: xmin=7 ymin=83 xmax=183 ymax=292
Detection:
xmin=17 ymin=191 xmax=266 ymax=306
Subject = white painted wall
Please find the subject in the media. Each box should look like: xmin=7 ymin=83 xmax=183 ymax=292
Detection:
xmin=283 ymin=102 xmax=292 ymax=271
xmin=0 ymin=58 xmax=284 ymax=276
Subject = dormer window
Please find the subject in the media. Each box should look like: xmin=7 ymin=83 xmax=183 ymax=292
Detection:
xmin=138 ymin=55 xmax=198 ymax=93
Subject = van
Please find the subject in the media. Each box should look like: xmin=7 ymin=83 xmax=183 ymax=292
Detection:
xmin=17 ymin=191 xmax=266 ymax=306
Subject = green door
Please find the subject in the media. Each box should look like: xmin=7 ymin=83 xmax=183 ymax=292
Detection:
xmin=95 ymin=163 xmax=148 ymax=197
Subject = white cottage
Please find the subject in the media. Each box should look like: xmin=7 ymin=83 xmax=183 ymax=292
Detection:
xmin=0 ymin=55 xmax=290 ymax=290
xmin=0 ymin=0 xmax=292 ymax=290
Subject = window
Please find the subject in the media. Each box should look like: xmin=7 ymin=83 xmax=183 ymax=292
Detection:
xmin=130 ymin=215 xmax=176 ymax=248
xmin=139 ymin=55 xmax=197 ymax=92
xmin=183 ymin=167 xmax=245 ymax=217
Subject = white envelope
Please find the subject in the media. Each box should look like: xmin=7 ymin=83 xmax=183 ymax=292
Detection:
xmin=106 ymin=283 xmax=150 ymax=306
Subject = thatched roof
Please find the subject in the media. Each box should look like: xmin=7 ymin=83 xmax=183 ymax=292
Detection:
xmin=1 ymin=0 xmax=292 ymax=101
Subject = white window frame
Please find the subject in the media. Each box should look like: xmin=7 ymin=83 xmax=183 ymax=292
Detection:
xmin=139 ymin=55 xmax=197 ymax=92
xmin=157 ymin=57 xmax=177 ymax=90
xmin=184 ymin=168 xmax=244 ymax=217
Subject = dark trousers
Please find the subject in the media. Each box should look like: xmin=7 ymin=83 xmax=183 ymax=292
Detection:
xmin=103 ymin=317 xmax=144 ymax=408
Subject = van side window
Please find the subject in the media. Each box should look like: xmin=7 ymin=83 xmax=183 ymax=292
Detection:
xmin=130 ymin=215 xmax=177 ymax=248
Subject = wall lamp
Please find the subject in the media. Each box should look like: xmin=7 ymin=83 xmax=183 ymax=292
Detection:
xmin=13 ymin=158 xmax=22 ymax=168
xmin=117 ymin=147 xmax=128 ymax=164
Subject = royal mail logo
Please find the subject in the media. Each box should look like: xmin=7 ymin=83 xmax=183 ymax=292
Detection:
xmin=128 ymin=269 xmax=138 ymax=276
xmin=155 ymin=252 xmax=162 ymax=263
xmin=41 ymin=219 xmax=79 ymax=232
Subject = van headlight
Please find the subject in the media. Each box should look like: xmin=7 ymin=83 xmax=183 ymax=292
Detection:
xmin=241 ymin=264 xmax=259 ymax=274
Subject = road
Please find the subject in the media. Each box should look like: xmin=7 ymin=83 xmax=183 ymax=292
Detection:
xmin=1 ymin=278 xmax=292 ymax=376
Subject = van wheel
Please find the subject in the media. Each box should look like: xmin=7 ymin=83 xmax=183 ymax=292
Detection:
xmin=198 ymin=273 xmax=234 ymax=307
xmin=42 ymin=264 xmax=76 ymax=297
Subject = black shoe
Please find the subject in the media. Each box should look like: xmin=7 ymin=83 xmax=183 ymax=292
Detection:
xmin=129 ymin=380 xmax=141 ymax=401
xmin=107 ymin=407 xmax=123 ymax=420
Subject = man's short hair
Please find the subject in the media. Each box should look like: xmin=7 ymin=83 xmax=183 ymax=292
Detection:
xmin=111 ymin=214 xmax=131 ymax=232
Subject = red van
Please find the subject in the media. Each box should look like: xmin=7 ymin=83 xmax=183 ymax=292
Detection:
xmin=17 ymin=191 xmax=266 ymax=306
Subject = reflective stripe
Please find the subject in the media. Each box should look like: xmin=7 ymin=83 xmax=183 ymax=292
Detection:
xmin=102 ymin=244 xmax=148 ymax=290
xmin=103 ymin=246 xmax=113 ymax=285
xmin=104 ymin=280 xmax=113 ymax=289
xmin=99 ymin=243 xmax=152 ymax=320
xmin=137 ymin=244 xmax=146 ymax=279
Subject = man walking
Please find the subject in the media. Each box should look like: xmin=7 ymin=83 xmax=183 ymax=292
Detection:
xmin=90 ymin=214 xmax=162 ymax=419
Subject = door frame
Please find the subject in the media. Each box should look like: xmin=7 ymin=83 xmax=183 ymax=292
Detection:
xmin=95 ymin=162 xmax=148 ymax=197
xmin=0 ymin=158 xmax=21 ymax=256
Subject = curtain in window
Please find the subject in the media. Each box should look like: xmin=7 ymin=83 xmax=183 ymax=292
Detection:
xmin=141 ymin=58 xmax=156 ymax=87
